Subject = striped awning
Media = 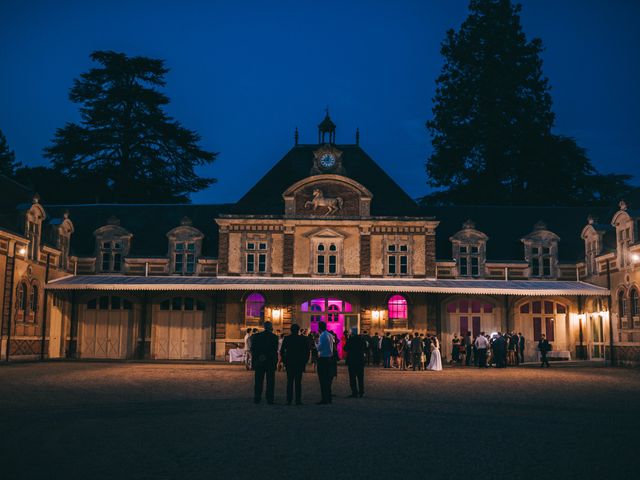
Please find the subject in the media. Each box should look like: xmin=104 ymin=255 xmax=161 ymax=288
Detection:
xmin=45 ymin=275 xmax=609 ymax=296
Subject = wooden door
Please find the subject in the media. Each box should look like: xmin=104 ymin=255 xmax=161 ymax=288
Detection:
xmin=48 ymin=303 xmax=63 ymax=358
xmin=80 ymin=308 xmax=129 ymax=359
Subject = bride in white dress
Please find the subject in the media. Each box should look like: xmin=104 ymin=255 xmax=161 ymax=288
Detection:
xmin=426 ymin=337 xmax=443 ymax=371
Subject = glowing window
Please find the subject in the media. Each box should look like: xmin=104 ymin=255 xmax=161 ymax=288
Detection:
xmin=388 ymin=294 xmax=407 ymax=319
xmin=245 ymin=293 xmax=265 ymax=321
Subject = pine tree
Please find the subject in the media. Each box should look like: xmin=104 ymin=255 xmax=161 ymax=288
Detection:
xmin=0 ymin=129 xmax=20 ymax=177
xmin=424 ymin=0 xmax=632 ymax=206
xmin=44 ymin=51 xmax=216 ymax=203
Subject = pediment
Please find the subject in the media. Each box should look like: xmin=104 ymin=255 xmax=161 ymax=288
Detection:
xmin=282 ymin=174 xmax=372 ymax=217
xmin=303 ymin=227 xmax=346 ymax=239
xmin=93 ymin=224 xmax=132 ymax=238
xmin=166 ymin=225 xmax=204 ymax=240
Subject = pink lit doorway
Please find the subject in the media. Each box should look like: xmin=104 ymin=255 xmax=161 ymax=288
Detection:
xmin=300 ymin=298 xmax=359 ymax=359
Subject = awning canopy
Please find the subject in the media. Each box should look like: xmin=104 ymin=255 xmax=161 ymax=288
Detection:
xmin=45 ymin=275 xmax=609 ymax=297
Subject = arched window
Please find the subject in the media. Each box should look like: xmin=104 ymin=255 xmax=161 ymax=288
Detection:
xmin=388 ymin=295 xmax=408 ymax=320
xmin=618 ymin=290 xmax=627 ymax=318
xmin=446 ymin=299 xmax=494 ymax=337
xmin=17 ymin=282 xmax=28 ymax=311
xmin=519 ymin=300 xmax=566 ymax=341
xmin=328 ymin=303 xmax=340 ymax=322
xmin=630 ymin=289 xmax=639 ymax=317
xmin=29 ymin=285 xmax=38 ymax=313
xmin=245 ymin=293 xmax=265 ymax=325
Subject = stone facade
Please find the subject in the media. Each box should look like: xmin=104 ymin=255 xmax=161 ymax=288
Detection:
xmin=0 ymin=117 xmax=631 ymax=364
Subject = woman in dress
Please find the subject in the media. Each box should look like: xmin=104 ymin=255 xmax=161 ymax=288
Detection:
xmin=451 ymin=333 xmax=461 ymax=364
xmin=397 ymin=336 xmax=406 ymax=370
xmin=391 ymin=336 xmax=399 ymax=368
xmin=427 ymin=336 xmax=443 ymax=371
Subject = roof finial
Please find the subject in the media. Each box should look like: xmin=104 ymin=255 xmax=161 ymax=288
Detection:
xmin=619 ymin=200 xmax=628 ymax=211
xmin=355 ymin=128 xmax=360 ymax=145
xmin=294 ymin=127 xmax=299 ymax=146
xmin=318 ymin=108 xmax=336 ymax=144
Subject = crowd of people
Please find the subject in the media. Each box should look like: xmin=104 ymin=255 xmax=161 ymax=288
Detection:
xmin=244 ymin=328 xmax=445 ymax=374
xmin=453 ymin=331 xmax=551 ymax=368
xmin=246 ymin=321 xmax=369 ymax=405
xmin=244 ymin=323 xmax=448 ymax=405
xmin=243 ymin=324 xmax=554 ymax=405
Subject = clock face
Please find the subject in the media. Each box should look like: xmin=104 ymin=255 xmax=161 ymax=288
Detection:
xmin=319 ymin=153 xmax=336 ymax=169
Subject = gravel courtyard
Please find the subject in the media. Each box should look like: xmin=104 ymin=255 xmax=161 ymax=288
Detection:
xmin=1 ymin=362 xmax=638 ymax=480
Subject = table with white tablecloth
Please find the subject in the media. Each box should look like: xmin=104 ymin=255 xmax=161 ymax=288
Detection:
xmin=228 ymin=348 xmax=246 ymax=363
xmin=537 ymin=350 xmax=571 ymax=361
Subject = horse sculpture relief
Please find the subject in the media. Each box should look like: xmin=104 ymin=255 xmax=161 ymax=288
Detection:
xmin=304 ymin=188 xmax=344 ymax=215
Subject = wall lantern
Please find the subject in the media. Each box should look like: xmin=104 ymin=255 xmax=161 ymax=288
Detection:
xmin=18 ymin=247 xmax=27 ymax=256
xmin=271 ymin=308 xmax=282 ymax=322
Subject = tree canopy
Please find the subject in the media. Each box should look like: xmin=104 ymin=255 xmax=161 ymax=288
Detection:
xmin=424 ymin=0 xmax=633 ymax=206
xmin=44 ymin=50 xmax=216 ymax=203
xmin=0 ymin=129 xmax=20 ymax=177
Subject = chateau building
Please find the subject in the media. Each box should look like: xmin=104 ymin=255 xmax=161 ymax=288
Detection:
xmin=1 ymin=114 xmax=637 ymax=364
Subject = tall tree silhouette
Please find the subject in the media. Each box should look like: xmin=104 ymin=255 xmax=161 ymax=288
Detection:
xmin=424 ymin=0 xmax=631 ymax=206
xmin=45 ymin=51 xmax=216 ymax=203
xmin=0 ymin=129 xmax=20 ymax=177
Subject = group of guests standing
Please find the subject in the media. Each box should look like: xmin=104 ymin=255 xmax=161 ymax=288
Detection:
xmin=450 ymin=331 xmax=552 ymax=368
xmin=247 ymin=321 xmax=367 ymax=405
xmin=361 ymin=331 xmax=443 ymax=371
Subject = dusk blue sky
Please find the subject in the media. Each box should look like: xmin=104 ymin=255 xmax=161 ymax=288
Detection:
xmin=1 ymin=0 xmax=638 ymax=204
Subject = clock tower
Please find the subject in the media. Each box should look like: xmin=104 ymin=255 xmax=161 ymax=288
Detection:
xmin=311 ymin=111 xmax=346 ymax=175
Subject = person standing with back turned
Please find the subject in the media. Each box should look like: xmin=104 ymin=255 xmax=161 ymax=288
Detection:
xmin=344 ymin=327 xmax=366 ymax=397
xmin=251 ymin=321 xmax=279 ymax=404
xmin=280 ymin=323 xmax=310 ymax=405
xmin=316 ymin=321 xmax=334 ymax=404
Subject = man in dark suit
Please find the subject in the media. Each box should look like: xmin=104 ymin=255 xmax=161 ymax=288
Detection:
xmin=280 ymin=323 xmax=310 ymax=405
xmin=410 ymin=332 xmax=423 ymax=371
xmin=381 ymin=332 xmax=393 ymax=368
xmin=464 ymin=331 xmax=473 ymax=366
xmin=371 ymin=332 xmax=381 ymax=366
xmin=362 ymin=330 xmax=372 ymax=366
xmin=538 ymin=334 xmax=551 ymax=367
xmin=344 ymin=327 xmax=366 ymax=397
xmin=250 ymin=321 xmax=279 ymax=404
xmin=518 ymin=332 xmax=526 ymax=364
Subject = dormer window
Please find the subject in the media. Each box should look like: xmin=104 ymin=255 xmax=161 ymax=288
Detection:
xmin=612 ymin=201 xmax=637 ymax=270
xmin=458 ymin=245 xmax=480 ymax=276
xmin=522 ymin=221 xmax=559 ymax=279
xmin=101 ymin=240 xmax=123 ymax=272
xmin=530 ymin=246 xmax=553 ymax=276
xmin=174 ymin=242 xmax=196 ymax=274
xmin=167 ymin=217 xmax=204 ymax=276
xmin=94 ymin=217 xmax=132 ymax=274
xmin=55 ymin=212 xmax=74 ymax=270
xmin=450 ymin=220 xmax=487 ymax=278
xmin=586 ymin=239 xmax=598 ymax=275
xmin=24 ymin=196 xmax=45 ymax=262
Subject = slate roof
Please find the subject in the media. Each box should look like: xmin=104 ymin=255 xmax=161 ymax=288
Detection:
xmin=0 ymin=175 xmax=34 ymax=235
xmin=232 ymin=144 xmax=420 ymax=216
xmin=44 ymin=204 xmax=234 ymax=257
xmin=46 ymin=275 xmax=609 ymax=296
xmin=419 ymin=205 xmax=617 ymax=263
